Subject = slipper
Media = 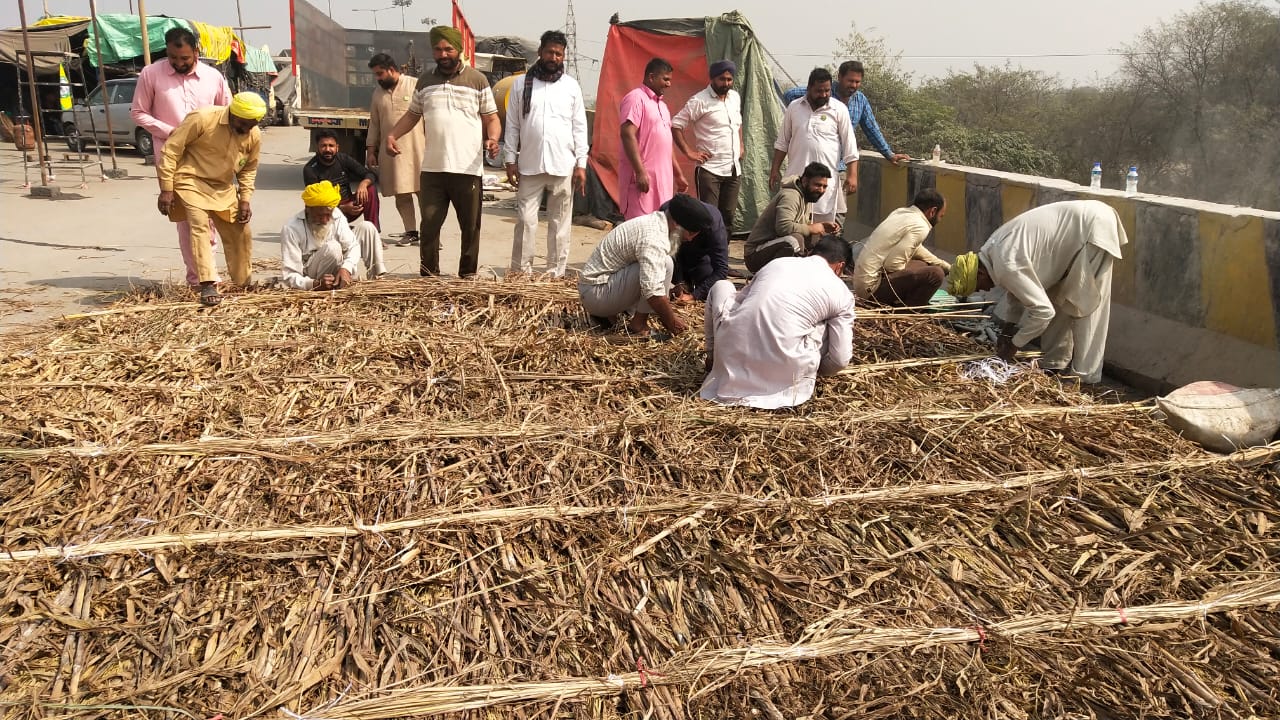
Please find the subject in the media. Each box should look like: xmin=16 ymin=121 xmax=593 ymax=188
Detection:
xmin=588 ymin=314 xmax=616 ymax=333
xmin=198 ymin=284 xmax=222 ymax=307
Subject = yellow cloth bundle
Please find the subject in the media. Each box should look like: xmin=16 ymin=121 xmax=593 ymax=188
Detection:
xmin=190 ymin=21 xmax=235 ymax=63
xmin=301 ymin=181 xmax=341 ymax=208
xmin=948 ymin=252 xmax=979 ymax=298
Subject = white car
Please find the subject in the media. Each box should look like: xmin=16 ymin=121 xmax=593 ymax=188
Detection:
xmin=61 ymin=77 xmax=152 ymax=156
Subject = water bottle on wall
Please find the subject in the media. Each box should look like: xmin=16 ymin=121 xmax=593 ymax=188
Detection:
xmin=1125 ymin=166 xmax=1139 ymax=195
xmin=1090 ymin=162 xmax=1102 ymax=189
xmin=931 ymin=144 xmax=941 ymax=163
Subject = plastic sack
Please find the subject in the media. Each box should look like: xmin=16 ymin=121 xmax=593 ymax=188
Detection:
xmin=1156 ymin=381 xmax=1280 ymax=453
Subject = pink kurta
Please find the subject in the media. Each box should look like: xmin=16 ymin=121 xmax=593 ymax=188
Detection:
xmin=617 ymin=85 xmax=674 ymax=220
xmin=130 ymin=59 xmax=231 ymax=159
xmin=130 ymin=59 xmax=231 ymax=285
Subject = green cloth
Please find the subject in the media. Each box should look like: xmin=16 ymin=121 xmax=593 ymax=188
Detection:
xmin=429 ymin=26 xmax=463 ymax=51
xmin=86 ymin=14 xmax=191 ymax=66
xmin=244 ymin=44 xmax=275 ymax=74
xmin=703 ymin=12 xmax=784 ymax=234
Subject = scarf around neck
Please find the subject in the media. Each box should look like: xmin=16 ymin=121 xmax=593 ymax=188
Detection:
xmin=522 ymin=63 xmax=565 ymax=116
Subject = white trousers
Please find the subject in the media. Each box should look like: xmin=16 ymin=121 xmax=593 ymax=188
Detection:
xmin=578 ymin=256 xmax=674 ymax=317
xmin=351 ymin=218 xmax=387 ymax=277
xmin=303 ymin=220 xmax=386 ymax=281
xmin=511 ymin=173 xmax=574 ymax=276
xmin=703 ymin=279 xmax=736 ymax=352
xmin=1039 ymin=246 xmax=1113 ymax=384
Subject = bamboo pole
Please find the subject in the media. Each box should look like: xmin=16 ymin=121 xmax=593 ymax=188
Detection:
xmin=302 ymin=578 xmax=1280 ymax=719
xmin=88 ymin=0 xmax=119 ymax=172
xmin=4 ymin=442 xmax=1272 ymax=565
xmin=16 ymin=0 xmax=51 ymax=188
xmin=138 ymin=0 xmax=150 ymax=65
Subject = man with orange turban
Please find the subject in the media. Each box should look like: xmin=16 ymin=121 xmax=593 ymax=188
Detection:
xmin=157 ymin=91 xmax=266 ymax=306
xmin=280 ymin=182 xmax=387 ymax=291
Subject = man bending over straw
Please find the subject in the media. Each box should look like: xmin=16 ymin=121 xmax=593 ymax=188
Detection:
xmin=280 ymin=182 xmax=387 ymax=291
xmin=947 ymin=199 xmax=1128 ymax=384
xmin=700 ymin=235 xmax=855 ymax=409
xmin=578 ymin=194 xmax=712 ymax=338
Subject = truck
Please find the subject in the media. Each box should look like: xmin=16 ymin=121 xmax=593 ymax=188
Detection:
xmin=289 ymin=0 xmax=526 ymax=158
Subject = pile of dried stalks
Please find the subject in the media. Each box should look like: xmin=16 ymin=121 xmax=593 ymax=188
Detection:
xmin=1 ymin=278 xmax=1277 ymax=720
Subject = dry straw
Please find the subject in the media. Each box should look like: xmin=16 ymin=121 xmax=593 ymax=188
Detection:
xmin=1 ymin=278 xmax=1277 ymax=720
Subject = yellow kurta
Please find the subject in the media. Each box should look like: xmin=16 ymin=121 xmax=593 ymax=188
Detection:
xmin=158 ymin=105 xmax=260 ymax=214
xmin=367 ymin=73 xmax=424 ymax=196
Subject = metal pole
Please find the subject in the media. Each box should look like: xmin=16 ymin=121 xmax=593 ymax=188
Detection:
xmin=236 ymin=0 xmax=248 ymax=46
xmin=88 ymin=0 xmax=120 ymax=172
xmin=138 ymin=0 xmax=150 ymax=65
xmin=16 ymin=0 xmax=51 ymax=188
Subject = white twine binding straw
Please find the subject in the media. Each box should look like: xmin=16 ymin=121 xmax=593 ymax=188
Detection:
xmin=959 ymin=357 xmax=1031 ymax=385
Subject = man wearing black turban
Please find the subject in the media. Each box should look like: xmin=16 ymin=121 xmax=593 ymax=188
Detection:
xmin=672 ymin=59 xmax=744 ymax=232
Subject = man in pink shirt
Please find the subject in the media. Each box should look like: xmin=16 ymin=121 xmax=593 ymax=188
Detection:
xmin=618 ymin=58 xmax=688 ymax=220
xmin=131 ymin=26 xmax=231 ymax=286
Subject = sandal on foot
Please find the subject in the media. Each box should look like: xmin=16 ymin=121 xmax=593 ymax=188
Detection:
xmin=198 ymin=284 xmax=222 ymax=307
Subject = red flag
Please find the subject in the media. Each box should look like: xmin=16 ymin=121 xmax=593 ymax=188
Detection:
xmin=451 ymin=0 xmax=476 ymax=65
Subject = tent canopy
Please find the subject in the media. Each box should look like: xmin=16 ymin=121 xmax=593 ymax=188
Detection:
xmin=0 ymin=21 xmax=89 ymax=73
xmin=588 ymin=12 xmax=784 ymax=232
xmin=85 ymin=14 xmax=190 ymax=66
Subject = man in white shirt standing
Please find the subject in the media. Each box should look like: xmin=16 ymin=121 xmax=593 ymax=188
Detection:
xmin=280 ymin=182 xmax=386 ymax=291
xmin=671 ymin=59 xmax=743 ymax=231
xmin=768 ymin=67 xmax=857 ymax=224
xmin=504 ymin=30 xmax=590 ymax=278
xmin=701 ymin=236 xmax=856 ymax=409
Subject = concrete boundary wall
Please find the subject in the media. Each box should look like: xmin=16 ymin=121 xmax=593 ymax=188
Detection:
xmin=854 ymin=153 xmax=1280 ymax=390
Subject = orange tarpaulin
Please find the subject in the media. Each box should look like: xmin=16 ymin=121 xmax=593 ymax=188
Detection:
xmin=589 ymin=24 xmax=707 ymax=212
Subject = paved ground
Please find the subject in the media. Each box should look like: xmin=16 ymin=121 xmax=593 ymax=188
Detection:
xmin=0 ymin=125 xmax=620 ymax=332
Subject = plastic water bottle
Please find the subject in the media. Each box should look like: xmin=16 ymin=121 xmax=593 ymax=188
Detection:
xmin=1125 ymin=166 xmax=1139 ymax=195
xmin=1090 ymin=162 xmax=1102 ymax=190
xmin=931 ymin=144 xmax=942 ymax=163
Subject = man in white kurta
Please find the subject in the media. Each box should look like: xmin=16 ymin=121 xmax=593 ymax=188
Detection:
xmin=769 ymin=68 xmax=857 ymax=224
xmin=281 ymin=182 xmax=386 ymax=290
xmin=504 ymin=30 xmax=589 ymax=277
xmin=954 ymin=200 xmax=1128 ymax=384
xmin=700 ymin=236 xmax=856 ymax=409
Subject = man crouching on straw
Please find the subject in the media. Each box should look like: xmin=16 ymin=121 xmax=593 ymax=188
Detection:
xmin=700 ymin=235 xmax=855 ymax=409
xmin=280 ymin=182 xmax=388 ymax=291
xmin=577 ymin=194 xmax=712 ymax=338
xmin=947 ymin=199 xmax=1128 ymax=384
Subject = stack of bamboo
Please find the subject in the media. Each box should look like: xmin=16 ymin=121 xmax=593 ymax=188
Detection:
xmin=0 ymin=279 xmax=1277 ymax=720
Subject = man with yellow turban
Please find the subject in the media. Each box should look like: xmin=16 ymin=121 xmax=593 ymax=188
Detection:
xmin=157 ymin=91 xmax=266 ymax=306
xmin=280 ymin=182 xmax=387 ymax=291
xmin=384 ymin=25 xmax=500 ymax=278
xmin=947 ymin=200 xmax=1128 ymax=384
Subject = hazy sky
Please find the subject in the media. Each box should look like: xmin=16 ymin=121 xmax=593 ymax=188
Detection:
xmin=6 ymin=0 xmax=1212 ymax=92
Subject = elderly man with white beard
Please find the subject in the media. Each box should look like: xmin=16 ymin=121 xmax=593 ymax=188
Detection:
xmin=280 ymin=182 xmax=387 ymax=291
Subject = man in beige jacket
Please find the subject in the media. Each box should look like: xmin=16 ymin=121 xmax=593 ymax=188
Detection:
xmin=366 ymin=53 xmax=425 ymax=246
xmin=743 ymin=162 xmax=838 ymax=273
xmin=852 ymin=189 xmax=951 ymax=307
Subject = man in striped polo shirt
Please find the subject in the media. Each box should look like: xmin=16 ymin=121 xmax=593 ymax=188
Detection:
xmin=385 ymin=25 xmax=501 ymax=277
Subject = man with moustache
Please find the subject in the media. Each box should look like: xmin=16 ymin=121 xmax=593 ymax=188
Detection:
xmin=156 ymin=92 xmax=266 ymax=306
xmin=503 ymin=30 xmax=589 ymax=278
xmin=303 ymin=130 xmax=383 ymax=251
xmin=384 ymin=25 xmax=500 ymax=277
xmin=618 ymin=57 xmax=689 ymax=220
xmin=769 ymin=67 xmax=857 ymax=225
xmin=852 ymin=189 xmax=952 ymax=307
xmin=280 ymin=182 xmax=387 ymax=291
xmin=130 ymin=26 xmax=231 ymax=287
xmin=743 ymin=162 xmax=839 ymax=273
xmin=671 ymin=59 xmax=743 ymax=231
xmin=366 ymin=53 xmax=424 ymax=246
